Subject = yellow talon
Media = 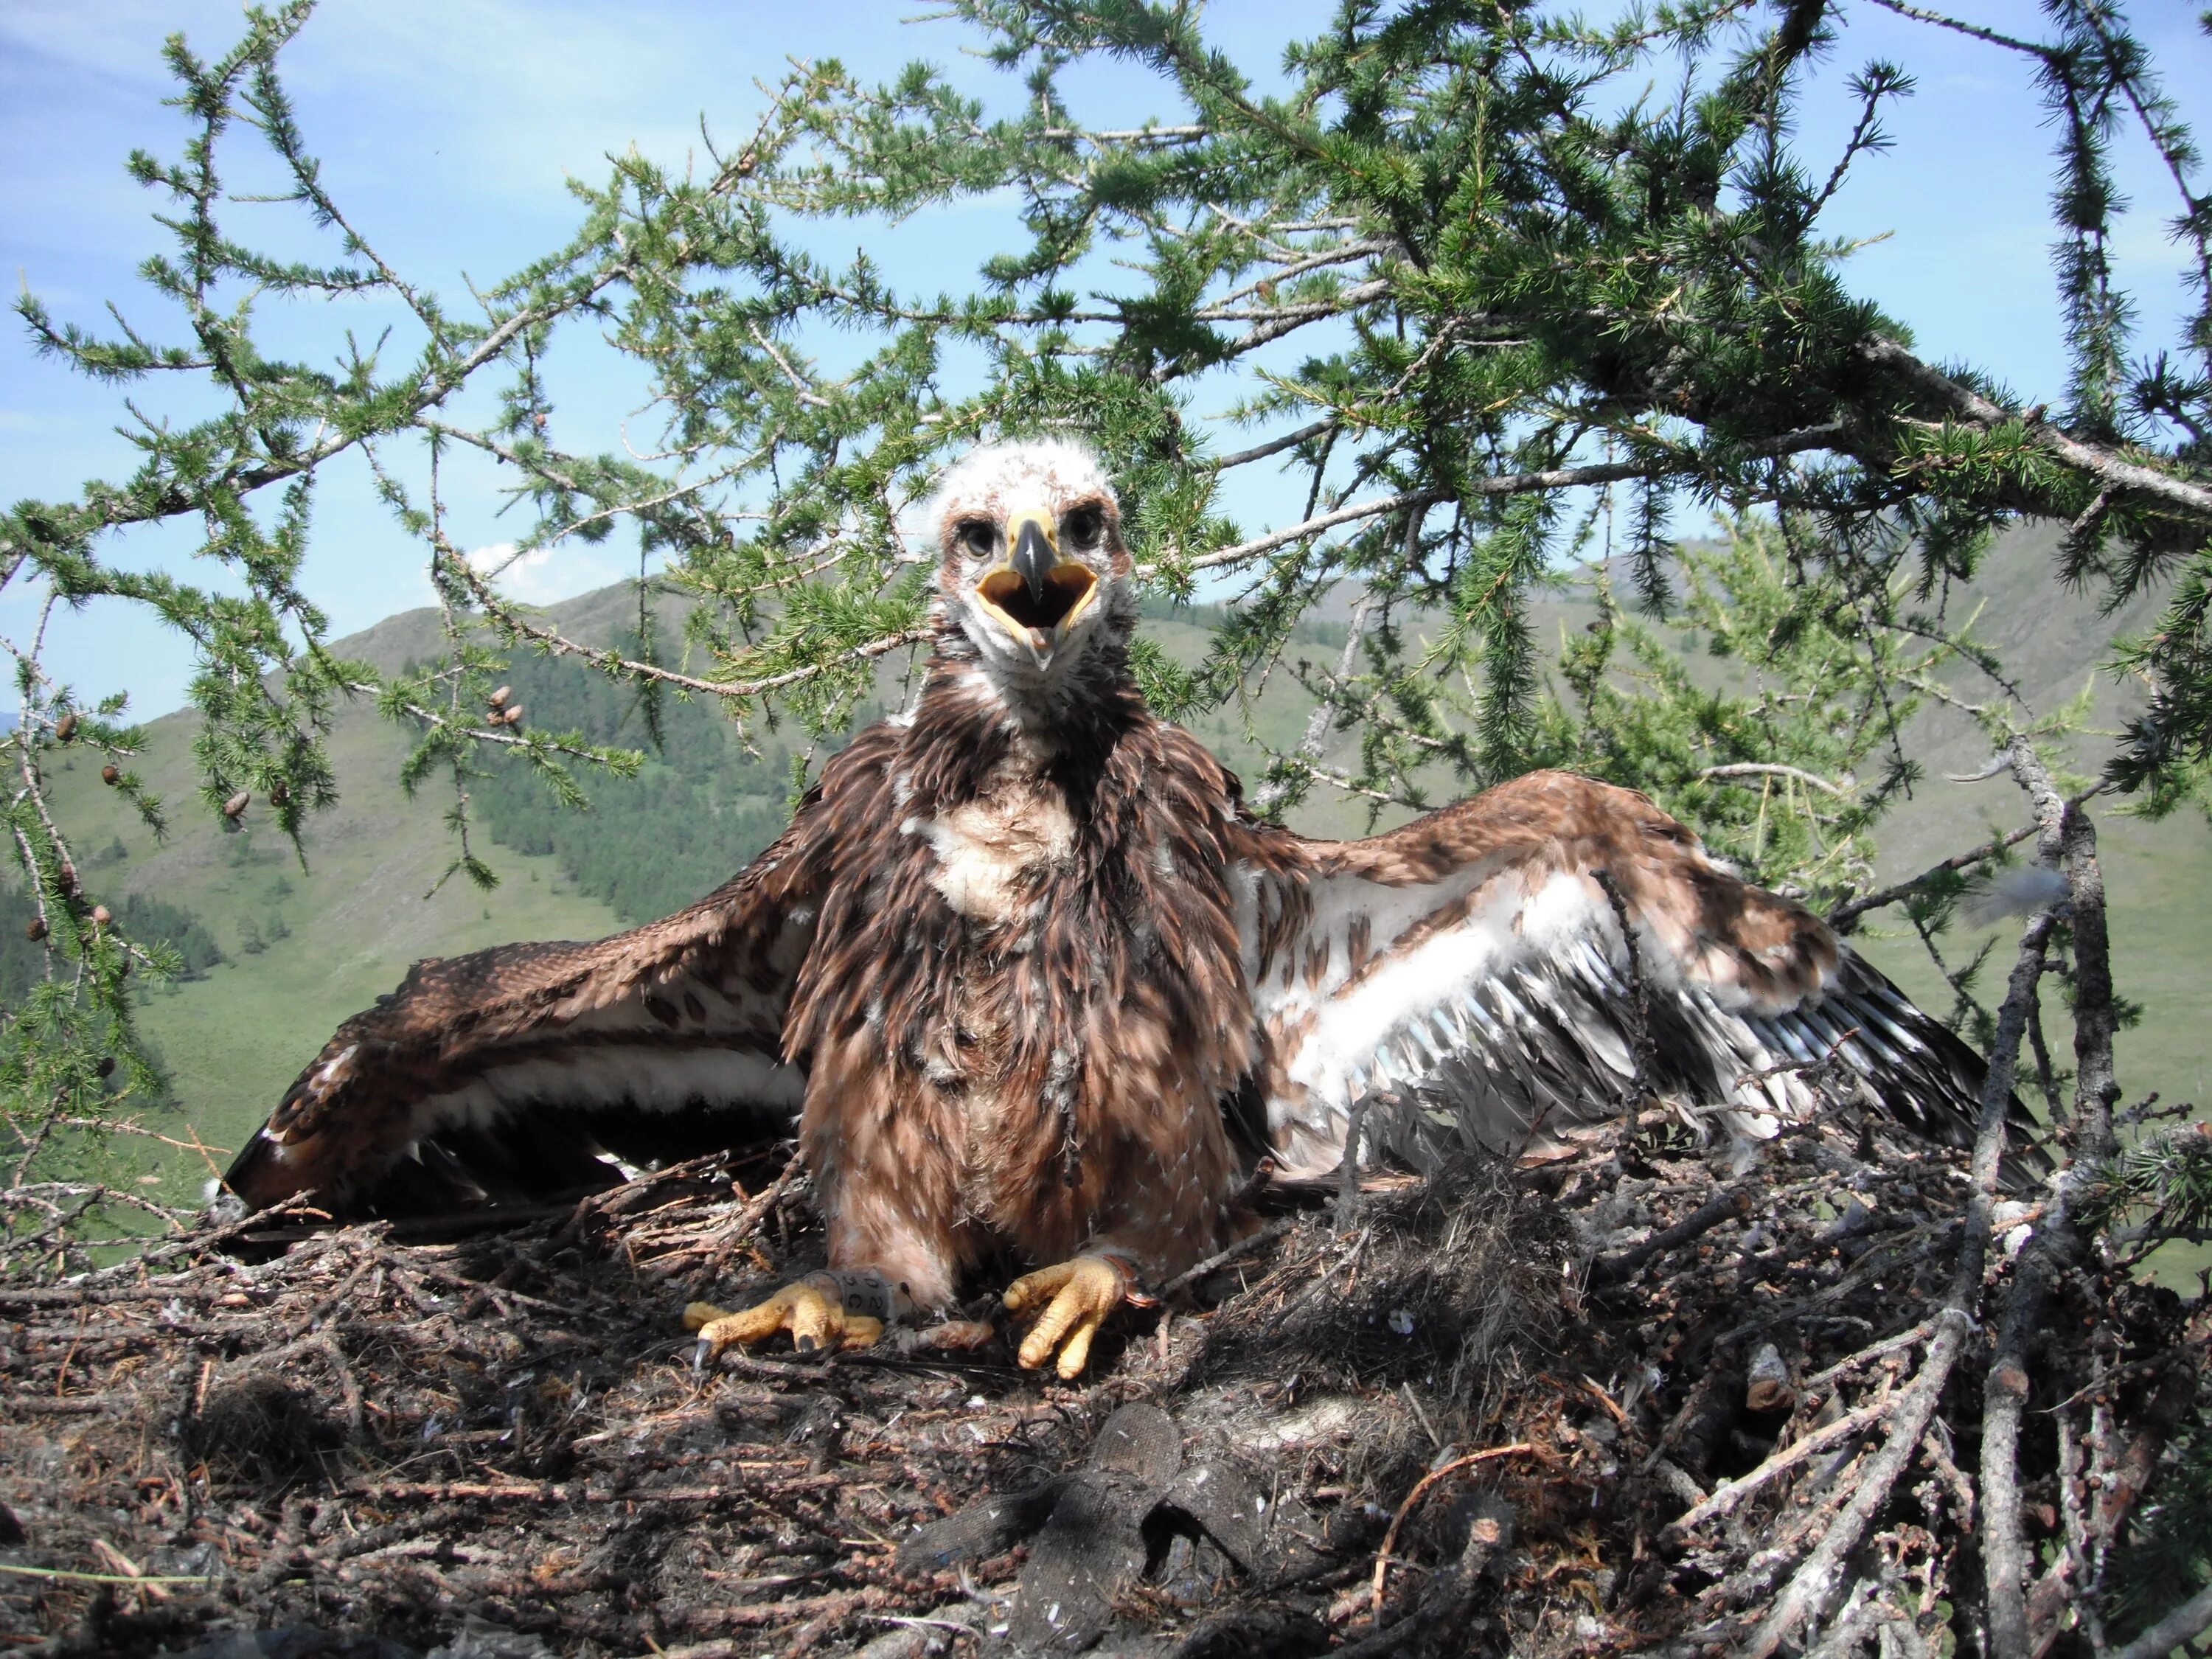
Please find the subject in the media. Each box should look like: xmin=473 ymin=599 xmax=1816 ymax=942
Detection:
xmin=1004 ymin=1254 xmax=1133 ymax=1380
xmin=686 ymin=1280 xmax=883 ymax=1367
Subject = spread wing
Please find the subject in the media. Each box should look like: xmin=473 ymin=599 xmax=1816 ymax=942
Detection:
xmin=1233 ymin=771 xmax=2037 ymax=1181
xmin=223 ymin=795 xmax=835 ymax=1217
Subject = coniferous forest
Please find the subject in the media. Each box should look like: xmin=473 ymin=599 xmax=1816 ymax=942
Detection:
xmin=462 ymin=642 xmax=827 ymax=928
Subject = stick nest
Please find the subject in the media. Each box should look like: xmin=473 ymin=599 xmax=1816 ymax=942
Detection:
xmin=0 ymin=1110 xmax=2197 ymax=1658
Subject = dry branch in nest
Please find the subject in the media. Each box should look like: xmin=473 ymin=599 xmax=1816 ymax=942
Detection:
xmin=0 ymin=1099 xmax=2201 ymax=1659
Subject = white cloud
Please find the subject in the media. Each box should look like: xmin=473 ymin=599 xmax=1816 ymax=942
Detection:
xmin=466 ymin=539 xmax=632 ymax=605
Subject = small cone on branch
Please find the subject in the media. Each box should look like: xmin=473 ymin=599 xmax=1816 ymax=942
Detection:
xmin=268 ymin=782 xmax=288 ymax=806
xmin=58 ymin=863 xmax=77 ymax=897
xmin=101 ymin=764 xmax=120 ymax=785
xmin=91 ymin=904 xmax=111 ymax=927
xmin=53 ymin=712 xmax=77 ymax=743
xmin=223 ymin=790 xmax=251 ymax=821
xmin=94 ymin=1057 xmax=115 ymax=1079
xmin=502 ymin=706 xmax=525 ymax=727
xmin=24 ymin=917 xmax=46 ymax=943
xmin=488 ymin=685 xmax=512 ymax=709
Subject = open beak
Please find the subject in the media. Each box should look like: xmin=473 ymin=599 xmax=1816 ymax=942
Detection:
xmin=974 ymin=507 xmax=1100 ymax=667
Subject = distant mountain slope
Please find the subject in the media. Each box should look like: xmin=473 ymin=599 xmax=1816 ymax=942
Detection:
xmin=1808 ymin=529 xmax=2212 ymax=1163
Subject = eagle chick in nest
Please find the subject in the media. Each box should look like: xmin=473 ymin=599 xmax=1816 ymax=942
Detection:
xmin=224 ymin=439 xmax=2037 ymax=1377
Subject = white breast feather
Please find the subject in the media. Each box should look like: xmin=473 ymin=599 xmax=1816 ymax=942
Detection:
xmin=917 ymin=791 xmax=1075 ymax=925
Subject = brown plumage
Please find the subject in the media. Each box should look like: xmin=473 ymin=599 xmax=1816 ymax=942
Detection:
xmin=226 ymin=439 xmax=2037 ymax=1375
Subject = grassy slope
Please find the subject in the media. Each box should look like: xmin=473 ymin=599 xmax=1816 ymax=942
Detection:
xmin=46 ymin=618 xmax=627 ymax=1204
xmin=1814 ymin=527 xmax=2212 ymax=1149
xmin=1821 ymin=526 xmax=2212 ymax=1283
xmin=54 ymin=532 xmax=2210 ymax=1257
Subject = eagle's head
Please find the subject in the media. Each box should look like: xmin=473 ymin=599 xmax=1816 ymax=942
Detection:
xmin=928 ymin=438 xmax=1137 ymax=715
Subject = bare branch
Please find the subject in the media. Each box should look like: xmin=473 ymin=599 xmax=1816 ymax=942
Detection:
xmin=1863 ymin=0 xmax=2053 ymax=59
xmin=2107 ymin=1582 xmax=2212 ymax=1659
xmin=1211 ymin=417 xmax=1338 ymax=472
xmin=445 ymin=541 xmax=926 ymax=703
xmin=1826 ymin=783 xmax=2109 ymax=932
xmin=1251 ymin=588 xmax=1377 ymax=814
xmin=1864 ymin=336 xmax=2212 ymax=525
xmin=1697 ymin=763 xmax=1854 ymax=799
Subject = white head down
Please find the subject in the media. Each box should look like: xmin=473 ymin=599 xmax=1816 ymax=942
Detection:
xmin=928 ymin=438 xmax=1141 ymax=720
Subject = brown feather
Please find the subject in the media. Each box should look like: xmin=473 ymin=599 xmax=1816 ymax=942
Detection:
xmin=781 ymin=659 xmax=1254 ymax=1304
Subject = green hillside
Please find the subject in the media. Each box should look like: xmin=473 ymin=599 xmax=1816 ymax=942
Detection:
xmin=38 ymin=532 xmax=2211 ymax=1248
xmin=38 ymin=586 xmax=1338 ymax=1208
xmin=1795 ymin=527 xmax=2211 ymax=1142
xmin=41 ymin=672 xmax=631 ymax=1207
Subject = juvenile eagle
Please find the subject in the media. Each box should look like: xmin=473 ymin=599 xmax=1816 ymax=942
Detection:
xmin=226 ymin=439 xmax=2026 ymax=1377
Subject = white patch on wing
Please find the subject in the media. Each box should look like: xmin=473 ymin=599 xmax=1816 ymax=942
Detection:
xmin=1248 ymin=855 xmax=1501 ymax=1027
xmin=409 ymin=1046 xmax=806 ymax=1140
xmin=1249 ymin=858 xmax=1830 ymax=1178
xmin=1279 ymin=871 xmax=1568 ymax=1119
xmin=316 ymin=1044 xmax=359 ymax=1091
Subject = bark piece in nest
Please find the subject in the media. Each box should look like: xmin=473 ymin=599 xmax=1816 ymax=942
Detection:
xmin=897 ymin=1403 xmax=1291 ymax=1652
xmin=1166 ymin=1601 xmax=1333 ymax=1659
xmin=1008 ymin=1461 xmax=1159 ymax=1652
xmin=1008 ymin=1402 xmax=1185 ymax=1651
xmin=1157 ymin=1453 xmax=1270 ymax=1574
xmin=896 ymin=1477 xmax=1072 ymax=1573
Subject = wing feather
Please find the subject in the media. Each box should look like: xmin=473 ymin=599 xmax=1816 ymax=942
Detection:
xmin=1234 ymin=771 xmax=2040 ymax=1183
xmin=223 ymin=783 xmax=838 ymax=1215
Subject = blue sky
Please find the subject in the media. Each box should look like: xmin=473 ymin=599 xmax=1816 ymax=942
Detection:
xmin=3 ymin=0 xmax=2208 ymax=719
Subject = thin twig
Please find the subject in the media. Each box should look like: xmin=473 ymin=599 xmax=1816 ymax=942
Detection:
xmin=1826 ymin=784 xmax=2108 ymax=932
xmin=1155 ymin=1217 xmax=1296 ymax=1298
xmin=1736 ymin=738 xmax=2071 ymax=1659
xmin=1369 ymin=1444 xmax=1545 ymax=1624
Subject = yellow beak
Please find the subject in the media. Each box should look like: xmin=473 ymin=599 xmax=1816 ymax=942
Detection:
xmin=974 ymin=506 xmax=1100 ymax=661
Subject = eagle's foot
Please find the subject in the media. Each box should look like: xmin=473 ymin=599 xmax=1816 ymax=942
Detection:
xmin=1003 ymin=1253 xmax=1134 ymax=1380
xmin=684 ymin=1276 xmax=884 ymax=1367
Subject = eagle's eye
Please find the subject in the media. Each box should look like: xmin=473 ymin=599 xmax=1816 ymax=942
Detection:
xmin=956 ymin=518 xmax=997 ymax=559
xmin=1064 ymin=504 xmax=1105 ymax=550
